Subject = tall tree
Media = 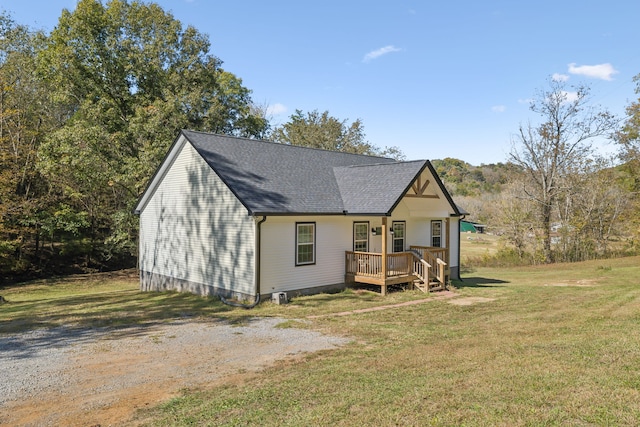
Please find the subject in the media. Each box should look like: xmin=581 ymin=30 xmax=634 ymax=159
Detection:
xmin=36 ymin=0 xmax=268 ymax=263
xmin=0 ymin=13 xmax=55 ymax=271
xmin=509 ymin=78 xmax=617 ymax=263
xmin=270 ymin=109 xmax=404 ymax=159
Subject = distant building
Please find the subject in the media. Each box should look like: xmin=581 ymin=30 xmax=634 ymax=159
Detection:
xmin=460 ymin=220 xmax=485 ymax=234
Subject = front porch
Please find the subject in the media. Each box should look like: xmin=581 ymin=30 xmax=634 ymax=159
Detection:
xmin=345 ymin=246 xmax=448 ymax=295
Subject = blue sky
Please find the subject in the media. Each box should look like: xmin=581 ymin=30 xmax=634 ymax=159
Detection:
xmin=3 ymin=0 xmax=640 ymax=165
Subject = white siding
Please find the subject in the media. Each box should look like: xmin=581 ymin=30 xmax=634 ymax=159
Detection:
xmin=259 ymin=211 xmax=459 ymax=294
xmin=139 ymin=141 xmax=255 ymax=296
xmin=261 ymin=216 xmax=372 ymax=294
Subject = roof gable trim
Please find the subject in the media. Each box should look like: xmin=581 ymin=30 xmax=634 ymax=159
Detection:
xmin=134 ymin=131 xmax=188 ymax=214
xmin=187 ymin=136 xmax=256 ymax=217
xmin=425 ymin=161 xmax=461 ymax=216
xmin=385 ymin=161 xmax=429 ymax=215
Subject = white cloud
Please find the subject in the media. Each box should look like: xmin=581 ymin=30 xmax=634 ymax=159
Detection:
xmin=491 ymin=105 xmax=506 ymax=113
xmin=567 ymin=63 xmax=618 ymax=81
xmin=266 ymin=103 xmax=287 ymax=116
xmin=552 ymin=73 xmax=570 ymax=82
xmin=363 ymin=45 xmax=402 ymax=63
xmin=561 ymin=91 xmax=579 ymax=103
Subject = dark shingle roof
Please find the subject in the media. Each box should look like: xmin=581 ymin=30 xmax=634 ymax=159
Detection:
xmin=181 ymin=130 xmax=454 ymax=216
xmin=334 ymin=161 xmax=427 ymax=214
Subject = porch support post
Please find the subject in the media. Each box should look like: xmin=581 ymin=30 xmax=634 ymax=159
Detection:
xmin=381 ymin=216 xmax=388 ymax=296
xmin=445 ymin=217 xmax=451 ymax=278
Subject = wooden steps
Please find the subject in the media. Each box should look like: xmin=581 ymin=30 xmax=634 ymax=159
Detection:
xmin=412 ymin=279 xmax=446 ymax=293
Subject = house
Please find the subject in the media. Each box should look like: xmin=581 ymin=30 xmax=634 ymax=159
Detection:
xmin=134 ymin=130 xmax=465 ymax=301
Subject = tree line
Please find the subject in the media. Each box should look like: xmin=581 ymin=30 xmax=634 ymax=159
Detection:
xmin=0 ymin=0 xmax=400 ymax=280
xmin=2 ymin=0 xmax=640 ymax=281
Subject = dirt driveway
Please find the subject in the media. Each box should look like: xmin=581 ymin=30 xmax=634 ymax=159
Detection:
xmin=0 ymin=318 xmax=348 ymax=426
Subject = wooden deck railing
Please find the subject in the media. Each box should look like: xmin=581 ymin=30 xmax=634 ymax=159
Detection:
xmin=345 ymin=251 xmax=383 ymax=278
xmin=386 ymin=252 xmax=412 ymax=277
xmin=345 ymin=251 xmax=416 ymax=279
xmin=346 ymin=247 xmax=447 ymax=290
xmin=410 ymin=245 xmax=448 ymax=286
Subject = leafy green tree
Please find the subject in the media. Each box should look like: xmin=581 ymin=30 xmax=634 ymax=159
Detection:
xmin=270 ymin=109 xmax=404 ymax=159
xmin=431 ymin=158 xmax=515 ymax=197
xmin=36 ymin=0 xmax=269 ymax=263
xmin=0 ymin=13 xmax=55 ymax=272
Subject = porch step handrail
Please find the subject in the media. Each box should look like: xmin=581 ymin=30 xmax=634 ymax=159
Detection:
xmin=409 ymin=251 xmax=430 ymax=284
xmin=410 ymin=246 xmax=447 ymax=288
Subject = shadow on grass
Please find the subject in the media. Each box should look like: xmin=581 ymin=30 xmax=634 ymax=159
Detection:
xmin=0 ymin=289 xmax=266 ymax=359
xmin=455 ymin=277 xmax=509 ymax=288
xmin=0 ymin=290 xmax=238 ymax=335
xmin=0 ymin=315 xmax=263 ymax=361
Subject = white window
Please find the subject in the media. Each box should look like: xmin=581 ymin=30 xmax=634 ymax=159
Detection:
xmin=296 ymin=222 xmax=315 ymax=265
xmin=353 ymin=222 xmax=369 ymax=252
xmin=431 ymin=220 xmax=442 ymax=247
xmin=392 ymin=221 xmax=405 ymax=253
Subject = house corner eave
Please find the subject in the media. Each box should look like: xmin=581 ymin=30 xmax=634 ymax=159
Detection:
xmin=425 ymin=160 xmax=461 ymax=216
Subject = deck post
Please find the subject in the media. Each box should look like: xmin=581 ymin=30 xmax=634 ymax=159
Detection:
xmin=446 ymin=217 xmax=451 ymax=279
xmin=381 ymin=216 xmax=388 ymax=296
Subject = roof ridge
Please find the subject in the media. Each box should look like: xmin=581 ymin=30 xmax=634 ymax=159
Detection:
xmin=181 ymin=129 xmax=393 ymax=160
xmin=334 ymin=159 xmax=427 ymax=169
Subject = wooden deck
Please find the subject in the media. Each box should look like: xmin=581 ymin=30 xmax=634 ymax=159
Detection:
xmin=345 ymin=246 xmax=448 ymax=295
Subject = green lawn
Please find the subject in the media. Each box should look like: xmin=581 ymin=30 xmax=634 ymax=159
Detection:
xmin=3 ymin=257 xmax=640 ymax=426
xmin=460 ymin=231 xmax=501 ymax=262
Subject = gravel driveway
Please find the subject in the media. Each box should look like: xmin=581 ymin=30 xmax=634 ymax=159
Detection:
xmin=0 ymin=318 xmax=349 ymax=426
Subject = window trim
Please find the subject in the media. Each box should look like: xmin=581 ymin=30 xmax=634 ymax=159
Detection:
xmin=392 ymin=221 xmax=406 ymax=253
xmin=295 ymin=222 xmax=316 ymax=266
xmin=353 ymin=221 xmax=370 ymax=252
xmin=431 ymin=220 xmax=442 ymax=248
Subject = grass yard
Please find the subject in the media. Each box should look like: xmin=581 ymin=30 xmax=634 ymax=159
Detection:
xmin=2 ymin=257 xmax=640 ymax=425
xmin=0 ymin=270 xmax=246 ymax=333
xmin=460 ymin=231 xmax=501 ymax=262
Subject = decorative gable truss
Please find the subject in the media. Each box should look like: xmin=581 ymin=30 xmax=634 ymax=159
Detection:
xmin=405 ymin=174 xmax=440 ymax=199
